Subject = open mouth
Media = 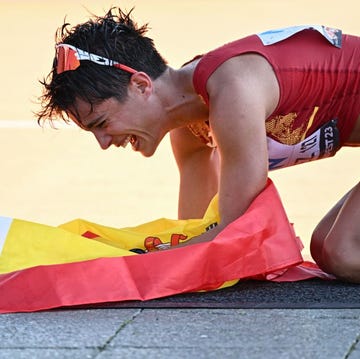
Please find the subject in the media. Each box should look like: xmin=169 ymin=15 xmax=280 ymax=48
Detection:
xmin=121 ymin=135 xmax=138 ymax=150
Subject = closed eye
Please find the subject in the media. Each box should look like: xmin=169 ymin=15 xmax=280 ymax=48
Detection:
xmin=96 ymin=120 xmax=107 ymax=129
xmin=84 ymin=115 xmax=107 ymax=131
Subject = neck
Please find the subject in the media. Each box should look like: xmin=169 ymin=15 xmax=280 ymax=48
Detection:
xmin=156 ymin=66 xmax=209 ymax=129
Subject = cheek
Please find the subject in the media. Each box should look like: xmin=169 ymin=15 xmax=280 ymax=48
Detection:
xmin=106 ymin=119 xmax=124 ymax=133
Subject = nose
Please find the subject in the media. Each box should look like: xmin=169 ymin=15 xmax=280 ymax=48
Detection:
xmin=92 ymin=130 xmax=112 ymax=150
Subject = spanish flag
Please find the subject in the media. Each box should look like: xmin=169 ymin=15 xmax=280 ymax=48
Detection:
xmin=0 ymin=179 xmax=330 ymax=313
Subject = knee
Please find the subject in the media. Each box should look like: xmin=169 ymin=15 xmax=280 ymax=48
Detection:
xmin=311 ymin=225 xmax=360 ymax=283
xmin=321 ymin=234 xmax=360 ymax=283
xmin=310 ymin=223 xmax=327 ymax=268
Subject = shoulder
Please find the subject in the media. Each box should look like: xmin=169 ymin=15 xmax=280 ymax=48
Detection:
xmin=207 ymin=54 xmax=279 ymax=118
xmin=192 ymin=35 xmax=265 ymax=102
xmin=208 ymin=53 xmax=273 ymax=83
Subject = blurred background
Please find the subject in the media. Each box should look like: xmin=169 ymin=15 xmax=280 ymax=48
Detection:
xmin=0 ymin=0 xmax=359 ymax=258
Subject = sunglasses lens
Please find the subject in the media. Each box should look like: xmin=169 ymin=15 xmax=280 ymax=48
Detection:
xmin=55 ymin=44 xmax=137 ymax=75
xmin=56 ymin=46 xmax=80 ymax=74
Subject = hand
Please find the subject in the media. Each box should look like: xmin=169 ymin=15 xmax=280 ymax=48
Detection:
xmin=170 ymin=224 xmax=224 ymax=249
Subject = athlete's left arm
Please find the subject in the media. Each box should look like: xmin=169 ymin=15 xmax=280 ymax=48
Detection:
xmin=174 ymin=54 xmax=279 ymax=246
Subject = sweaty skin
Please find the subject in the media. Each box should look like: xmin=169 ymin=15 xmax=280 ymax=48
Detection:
xmin=68 ymin=28 xmax=360 ymax=282
xmin=173 ymin=54 xmax=280 ymax=245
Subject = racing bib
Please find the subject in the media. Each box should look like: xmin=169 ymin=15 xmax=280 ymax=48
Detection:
xmin=268 ymin=119 xmax=340 ymax=170
xmin=257 ymin=25 xmax=342 ymax=48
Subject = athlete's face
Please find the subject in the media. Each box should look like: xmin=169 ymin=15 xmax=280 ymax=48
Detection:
xmin=69 ymin=76 xmax=167 ymax=157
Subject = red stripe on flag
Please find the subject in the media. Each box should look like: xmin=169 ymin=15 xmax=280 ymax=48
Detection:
xmin=0 ymin=179 xmax=306 ymax=313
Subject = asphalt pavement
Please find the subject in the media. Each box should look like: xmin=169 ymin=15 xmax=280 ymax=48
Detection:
xmin=1 ymin=308 xmax=360 ymax=359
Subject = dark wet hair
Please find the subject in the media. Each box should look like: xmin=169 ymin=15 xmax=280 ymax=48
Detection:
xmin=36 ymin=7 xmax=167 ymax=124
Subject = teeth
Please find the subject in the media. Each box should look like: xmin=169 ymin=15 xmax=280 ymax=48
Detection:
xmin=121 ymin=135 xmax=132 ymax=148
xmin=130 ymin=135 xmax=136 ymax=146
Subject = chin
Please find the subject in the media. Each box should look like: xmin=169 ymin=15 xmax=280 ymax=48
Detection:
xmin=140 ymin=145 xmax=158 ymax=157
xmin=141 ymin=150 xmax=156 ymax=158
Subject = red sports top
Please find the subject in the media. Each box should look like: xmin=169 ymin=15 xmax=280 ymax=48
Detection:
xmin=191 ymin=26 xmax=360 ymax=169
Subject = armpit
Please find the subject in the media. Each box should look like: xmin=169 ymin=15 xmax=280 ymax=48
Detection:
xmin=187 ymin=122 xmax=216 ymax=148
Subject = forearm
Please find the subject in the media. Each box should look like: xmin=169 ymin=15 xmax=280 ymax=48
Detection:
xmin=171 ymin=127 xmax=220 ymax=219
xmin=177 ymin=147 xmax=219 ymax=219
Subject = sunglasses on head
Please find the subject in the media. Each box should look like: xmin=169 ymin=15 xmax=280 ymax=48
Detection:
xmin=55 ymin=43 xmax=138 ymax=75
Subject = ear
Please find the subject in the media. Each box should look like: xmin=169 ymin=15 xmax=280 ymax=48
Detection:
xmin=128 ymin=72 xmax=153 ymax=97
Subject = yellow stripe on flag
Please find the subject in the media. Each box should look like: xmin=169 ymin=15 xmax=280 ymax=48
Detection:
xmin=0 ymin=218 xmax=134 ymax=274
xmin=0 ymin=195 xmax=220 ymax=275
